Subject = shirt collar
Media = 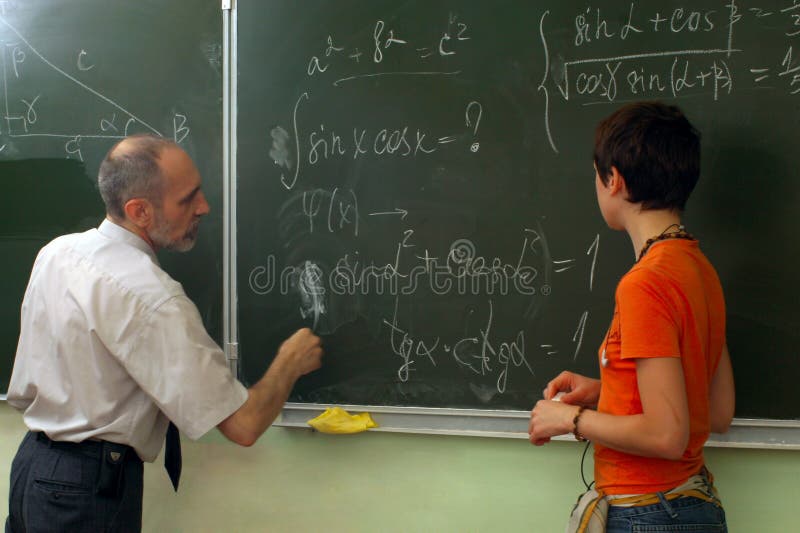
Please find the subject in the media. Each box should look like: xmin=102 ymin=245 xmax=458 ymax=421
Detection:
xmin=97 ymin=219 xmax=159 ymax=265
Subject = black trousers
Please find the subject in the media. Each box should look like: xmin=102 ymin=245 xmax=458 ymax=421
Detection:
xmin=5 ymin=432 xmax=143 ymax=533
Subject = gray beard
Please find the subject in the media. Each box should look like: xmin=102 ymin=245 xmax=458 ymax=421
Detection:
xmin=149 ymin=216 xmax=199 ymax=252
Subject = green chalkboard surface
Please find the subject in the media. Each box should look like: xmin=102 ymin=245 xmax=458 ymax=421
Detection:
xmin=0 ymin=0 xmax=223 ymax=393
xmin=236 ymin=1 xmax=800 ymax=420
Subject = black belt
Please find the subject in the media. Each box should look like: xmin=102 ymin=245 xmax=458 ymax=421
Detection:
xmin=35 ymin=431 xmax=103 ymax=456
xmin=34 ymin=432 xmax=140 ymax=497
xmin=35 ymin=432 xmax=139 ymax=458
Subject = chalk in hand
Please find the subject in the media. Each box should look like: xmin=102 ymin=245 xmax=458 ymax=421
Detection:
xmin=552 ymin=392 xmax=566 ymax=402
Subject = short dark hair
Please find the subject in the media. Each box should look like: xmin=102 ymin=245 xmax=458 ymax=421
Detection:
xmin=97 ymin=134 xmax=179 ymax=220
xmin=593 ymin=101 xmax=700 ymax=212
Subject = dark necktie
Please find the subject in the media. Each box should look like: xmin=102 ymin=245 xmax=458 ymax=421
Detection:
xmin=165 ymin=421 xmax=182 ymax=491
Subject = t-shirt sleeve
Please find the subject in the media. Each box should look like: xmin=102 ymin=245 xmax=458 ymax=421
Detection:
xmin=616 ymin=270 xmax=681 ymax=360
xmin=119 ymin=295 xmax=248 ymax=440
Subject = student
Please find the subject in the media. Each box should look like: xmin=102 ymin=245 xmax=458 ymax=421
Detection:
xmin=528 ymin=102 xmax=735 ymax=531
xmin=6 ymin=134 xmax=323 ymax=532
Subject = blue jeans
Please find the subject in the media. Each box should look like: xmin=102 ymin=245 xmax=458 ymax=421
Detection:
xmin=606 ymin=494 xmax=727 ymax=532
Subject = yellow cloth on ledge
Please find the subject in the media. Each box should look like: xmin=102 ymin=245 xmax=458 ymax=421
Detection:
xmin=307 ymin=407 xmax=378 ymax=434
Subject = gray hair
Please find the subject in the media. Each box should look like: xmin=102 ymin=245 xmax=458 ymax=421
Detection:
xmin=97 ymin=134 xmax=180 ymax=220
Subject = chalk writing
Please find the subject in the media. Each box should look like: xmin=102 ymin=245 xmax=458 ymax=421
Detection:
xmin=572 ymin=311 xmax=589 ymax=361
xmin=464 ymin=101 xmax=482 ymax=152
xmin=244 ymin=228 xmax=599 ymax=300
xmin=298 ymin=260 xmax=326 ymax=331
xmin=268 ymin=90 xmax=484 ymax=189
xmin=306 ymin=16 xmax=470 ymax=86
xmin=536 ymin=2 xmax=800 ymax=151
xmin=77 ymin=49 xmax=94 ymax=71
xmin=382 ymin=296 xmax=532 ymax=394
xmin=0 ymin=17 xmax=162 ymax=136
xmin=0 ymin=12 xmax=192 ymax=161
xmin=384 ymin=296 xmax=440 ymax=382
xmin=299 ymin=187 xmax=360 ymax=237
xmin=244 ymin=1 xmax=800 ymax=404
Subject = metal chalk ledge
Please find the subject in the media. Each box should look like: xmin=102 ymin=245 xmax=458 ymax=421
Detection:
xmin=278 ymin=403 xmax=800 ymax=450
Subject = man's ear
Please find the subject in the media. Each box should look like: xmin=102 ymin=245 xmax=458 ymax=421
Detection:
xmin=608 ymin=166 xmax=627 ymax=196
xmin=123 ymin=198 xmax=155 ymax=229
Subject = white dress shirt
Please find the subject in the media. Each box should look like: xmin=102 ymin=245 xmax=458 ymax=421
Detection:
xmin=7 ymin=219 xmax=248 ymax=462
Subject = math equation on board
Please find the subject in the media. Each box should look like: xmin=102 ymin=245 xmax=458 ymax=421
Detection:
xmin=538 ymin=2 xmax=800 ymax=152
xmin=237 ymin=1 xmax=795 ymax=405
xmin=243 ymin=5 xmax=608 ymax=401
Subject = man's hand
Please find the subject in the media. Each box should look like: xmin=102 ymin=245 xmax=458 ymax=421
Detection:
xmin=217 ymin=328 xmax=323 ymax=446
xmin=275 ymin=328 xmax=323 ymax=379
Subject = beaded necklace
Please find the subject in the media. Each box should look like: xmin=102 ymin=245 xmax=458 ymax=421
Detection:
xmin=636 ymin=223 xmax=695 ymax=263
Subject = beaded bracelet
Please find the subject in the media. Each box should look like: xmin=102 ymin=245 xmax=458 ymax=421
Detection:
xmin=572 ymin=406 xmax=587 ymax=442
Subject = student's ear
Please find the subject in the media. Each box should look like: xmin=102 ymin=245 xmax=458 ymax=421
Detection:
xmin=607 ymin=166 xmax=627 ymax=196
xmin=123 ymin=198 xmax=155 ymax=229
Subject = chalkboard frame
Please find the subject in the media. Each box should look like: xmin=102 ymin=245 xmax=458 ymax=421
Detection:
xmin=224 ymin=3 xmax=799 ymax=449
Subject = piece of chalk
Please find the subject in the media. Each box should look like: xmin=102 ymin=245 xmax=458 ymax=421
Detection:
xmin=552 ymin=392 xmax=566 ymax=402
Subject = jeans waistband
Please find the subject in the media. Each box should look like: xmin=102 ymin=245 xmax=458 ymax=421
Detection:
xmin=607 ymin=469 xmax=719 ymax=508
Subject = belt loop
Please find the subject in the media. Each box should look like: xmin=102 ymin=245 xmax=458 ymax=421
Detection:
xmin=656 ymin=492 xmax=679 ymax=519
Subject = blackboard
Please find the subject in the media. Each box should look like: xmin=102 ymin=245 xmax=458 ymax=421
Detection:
xmin=0 ymin=0 xmax=223 ymax=393
xmin=236 ymin=0 xmax=800 ymax=422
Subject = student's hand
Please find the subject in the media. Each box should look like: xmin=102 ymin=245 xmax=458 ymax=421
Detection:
xmin=528 ymin=400 xmax=581 ymax=446
xmin=276 ymin=328 xmax=323 ymax=378
xmin=542 ymin=371 xmax=600 ymax=408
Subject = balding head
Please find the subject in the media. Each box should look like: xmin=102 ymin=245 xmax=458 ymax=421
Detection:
xmin=98 ymin=134 xmax=182 ymax=221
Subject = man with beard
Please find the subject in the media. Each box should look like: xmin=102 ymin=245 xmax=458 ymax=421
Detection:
xmin=5 ymin=134 xmax=323 ymax=532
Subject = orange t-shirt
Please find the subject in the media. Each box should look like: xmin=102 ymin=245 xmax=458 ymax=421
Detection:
xmin=594 ymin=239 xmax=726 ymax=495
